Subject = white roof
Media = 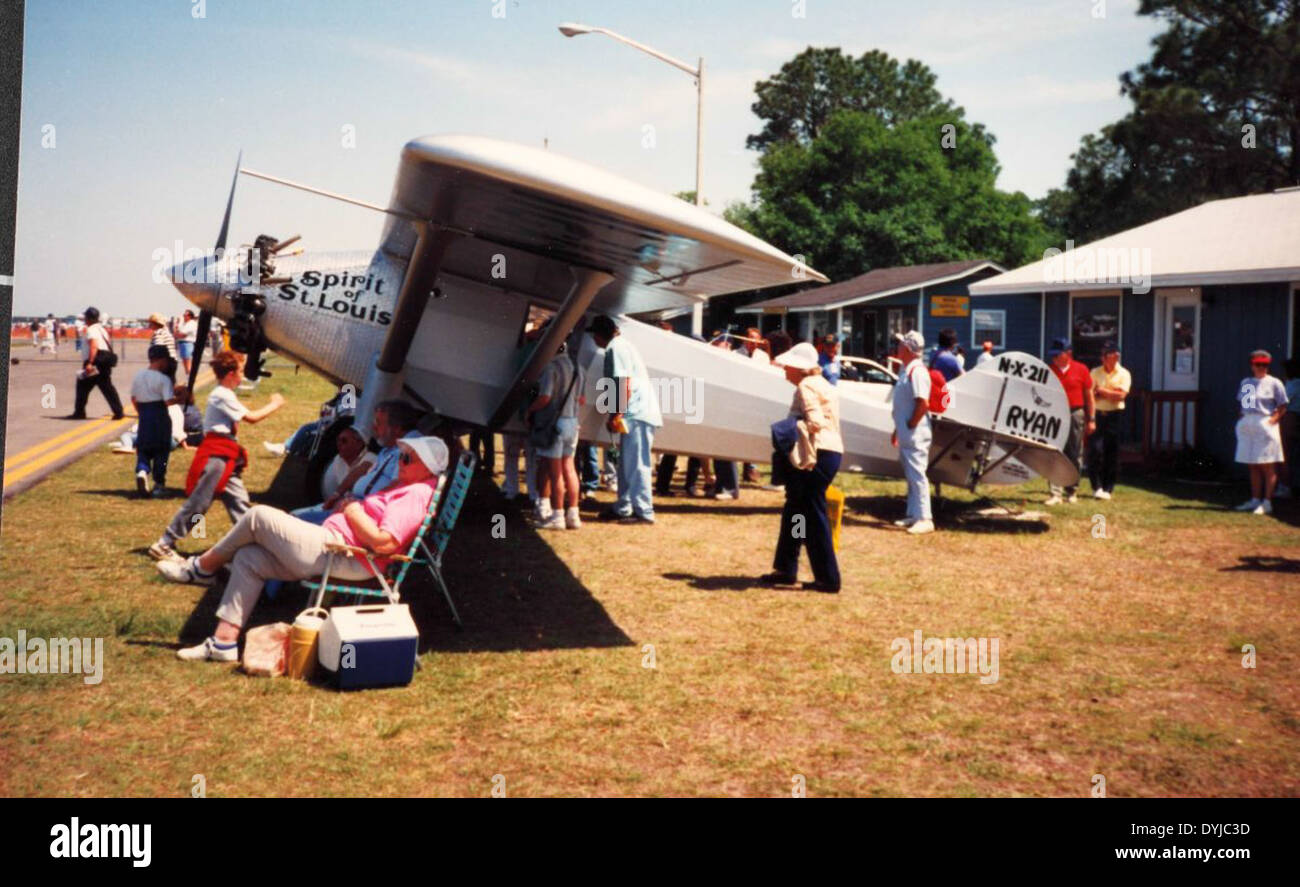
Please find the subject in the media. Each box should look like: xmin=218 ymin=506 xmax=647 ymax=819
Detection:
xmin=971 ymin=189 xmax=1300 ymax=295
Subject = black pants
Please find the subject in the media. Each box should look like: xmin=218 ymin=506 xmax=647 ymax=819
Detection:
xmin=73 ymin=368 xmax=124 ymax=418
xmin=1088 ymin=411 xmax=1122 ymax=493
xmin=713 ymin=460 xmax=738 ymax=496
xmin=469 ymin=429 xmax=495 ymax=472
xmin=770 ymin=449 xmax=788 ymax=487
xmin=655 ymin=454 xmax=704 ymax=493
xmin=773 ymin=450 xmax=841 ymax=587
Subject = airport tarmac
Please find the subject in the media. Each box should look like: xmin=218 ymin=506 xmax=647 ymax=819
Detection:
xmin=2 ymin=346 xmax=210 ymax=500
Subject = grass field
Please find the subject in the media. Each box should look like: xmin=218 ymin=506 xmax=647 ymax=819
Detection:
xmin=1 ymin=363 xmax=1297 ymax=797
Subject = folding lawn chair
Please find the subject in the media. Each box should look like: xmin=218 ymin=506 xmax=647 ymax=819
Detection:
xmin=303 ymin=450 xmax=477 ymax=628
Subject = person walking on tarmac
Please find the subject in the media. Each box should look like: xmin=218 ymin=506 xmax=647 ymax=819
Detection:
xmin=67 ymin=306 xmax=125 ymax=420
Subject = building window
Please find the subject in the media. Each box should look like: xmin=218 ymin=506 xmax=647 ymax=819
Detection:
xmin=887 ymin=308 xmax=915 ymax=337
xmin=1070 ymin=292 xmax=1121 ymax=367
xmin=972 ymin=309 xmax=1006 ymax=350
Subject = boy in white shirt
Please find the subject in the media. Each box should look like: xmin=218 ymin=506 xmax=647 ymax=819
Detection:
xmin=130 ymin=344 xmax=188 ymax=497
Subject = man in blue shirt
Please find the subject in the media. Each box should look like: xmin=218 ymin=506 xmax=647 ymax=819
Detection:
xmin=819 ymin=334 xmax=842 ymax=386
xmin=590 ymin=315 xmax=662 ymax=524
xmin=932 ymin=328 xmax=965 ymax=382
xmin=292 ymin=399 xmax=423 ymax=525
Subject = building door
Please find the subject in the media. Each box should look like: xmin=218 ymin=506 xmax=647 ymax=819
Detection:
xmin=1156 ymin=288 xmax=1201 ymax=447
xmin=1162 ymin=291 xmax=1200 ymax=391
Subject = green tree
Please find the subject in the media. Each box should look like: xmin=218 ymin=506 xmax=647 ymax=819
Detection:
xmin=734 ymin=110 xmax=1055 ymax=282
xmin=1042 ymin=0 xmax=1298 ymax=242
xmin=747 ymin=48 xmax=958 ymax=151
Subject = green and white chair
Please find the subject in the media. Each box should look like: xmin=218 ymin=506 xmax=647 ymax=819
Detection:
xmin=303 ymin=450 xmax=477 ymax=628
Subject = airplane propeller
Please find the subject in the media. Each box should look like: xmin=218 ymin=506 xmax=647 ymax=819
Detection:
xmin=186 ymin=151 xmax=241 ymax=400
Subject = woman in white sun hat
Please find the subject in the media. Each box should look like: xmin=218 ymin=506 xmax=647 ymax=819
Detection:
xmin=158 ymin=435 xmax=449 ymax=662
xmin=1234 ymin=349 xmax=1288 ymax=515
xmin=760 ymin=341 xmax=844 ymax=593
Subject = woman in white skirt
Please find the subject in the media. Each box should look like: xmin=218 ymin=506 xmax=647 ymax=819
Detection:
xmin=1234 ymin=349 xmax=1289 ymax=515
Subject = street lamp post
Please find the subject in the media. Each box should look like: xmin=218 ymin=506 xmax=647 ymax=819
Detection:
xmin=559 ymin=22 xmax=706 ymax=335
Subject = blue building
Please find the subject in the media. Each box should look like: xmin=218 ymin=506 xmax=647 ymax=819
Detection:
xmin=971 ymin=189 xmax=1300 ymax=467
xmin=736 ymin=260 xmax=1012 ymax=361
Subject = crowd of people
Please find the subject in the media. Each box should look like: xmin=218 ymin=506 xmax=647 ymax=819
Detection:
xmin=138 ymin=346 xmax=452 ymax=663
xmin=72 ymin=303 xmax=1287 ymax=652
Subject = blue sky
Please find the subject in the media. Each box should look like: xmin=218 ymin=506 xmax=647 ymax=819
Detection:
xmin=14 ymin=0 xmax=1163 ymax=317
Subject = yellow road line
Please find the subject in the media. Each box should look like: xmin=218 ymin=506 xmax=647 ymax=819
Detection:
xmin=3 ymin=416 xmax=136 ymax=486
xmin=2 ymin=369 xmax=216 ymax=486
xmin=4 ymin=416 xmax=121 ymax=470
xmin=3 ymin=370 xmax=215 ymax=470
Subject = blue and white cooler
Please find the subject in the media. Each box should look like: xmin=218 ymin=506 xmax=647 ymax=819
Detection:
xmin=317 ymin=604 xmax=419 ymax=689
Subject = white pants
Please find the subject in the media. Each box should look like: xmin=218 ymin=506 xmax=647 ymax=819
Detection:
xmin=208 ymin=505 xmax=371 ymax=627
xmin=898 ymin=421 xmax=932 ymax=521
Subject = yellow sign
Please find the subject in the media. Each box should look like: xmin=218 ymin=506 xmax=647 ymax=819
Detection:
xmin=931 ymin=295 xmax=970 ymax=317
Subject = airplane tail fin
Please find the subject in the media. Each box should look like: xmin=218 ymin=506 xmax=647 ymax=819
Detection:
xmin=930 ymin=352 xmax=1080 ymax=488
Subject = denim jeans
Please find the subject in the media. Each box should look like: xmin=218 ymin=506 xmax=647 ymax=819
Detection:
xmin=614 ymin=419 xmax=656 ymax=519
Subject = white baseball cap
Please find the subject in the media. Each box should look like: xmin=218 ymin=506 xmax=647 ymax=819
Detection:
xmin=773 ymin=341 xmax=821 ymax=371
xmin=894 ymin=330 xmax=925 ymax=354
xmin=397 ymin=436 xmax=449 ymax=476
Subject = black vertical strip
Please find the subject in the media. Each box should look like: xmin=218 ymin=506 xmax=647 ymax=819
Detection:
xmin=0 ymin=0 xmax=25 ymax=515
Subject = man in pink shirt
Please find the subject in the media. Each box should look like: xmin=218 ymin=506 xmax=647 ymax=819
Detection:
xmin=157 ymin=436 xmax=449 ymax=662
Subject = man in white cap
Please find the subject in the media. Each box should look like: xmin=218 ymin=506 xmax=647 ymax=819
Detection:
xmin=890 ymin=330 xmax=934 ymax=534
xmin=158 ymin=435 xmax=449 ymax=662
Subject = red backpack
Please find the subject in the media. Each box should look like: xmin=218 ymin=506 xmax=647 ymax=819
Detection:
xmin=928 ymin=368 xmax=951 ymax=414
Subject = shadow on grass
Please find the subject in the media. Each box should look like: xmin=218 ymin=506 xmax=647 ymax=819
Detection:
xmin=661 ymin=572 xmax=757 ymax=592
xmin=173 ymin=466 xmax=634 ymax=656
xmin=1121 ymin=472 xmax=1300 ymax=529
xmin=1219 ymin=555 xmax=1300 ymax=574
xmin=844 ymin=494 xmax=1050 ymax=535
xmin=661 ymin=571 xmax=825 ymax=594
xmin=644 ymin=502 xmax=778 ymax=517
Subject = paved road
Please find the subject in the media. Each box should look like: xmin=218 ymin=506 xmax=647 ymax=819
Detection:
xmin=2 ymin=348 xmax=211 ymax=500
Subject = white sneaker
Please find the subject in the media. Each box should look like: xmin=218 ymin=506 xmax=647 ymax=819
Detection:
xmin=176 ymin=636 xmax=238 ymax=662
xmin=536 ymin=512 xmax=566 ymax=530
xmin=713 ymin=490 xmax=737 ymax=501
xmin=1094 ymin=489 xmax=1111 ymax=500
xmin=136 ymin=469 xmax=150 ymax=496
xmin=262 ymin=441 xmax=287 ymax=457
xmin=147 ymin=541 xmax=182 ymax=562
xmin=157 ymin=556 xmax=216 ymax=586
xmin=907 ymin=519 xmax=935 ymax=535
xmin=1235 ymin=498 xmax=1261 ymax=512
xmin=1044 ymin=494 xmax=1064 ymax=506
xmin=760 ymin=484 xmax=785 ymax=493
xmin=893 ymin=517 xmax=918 ymax=528
xmin=1260 ymin=499 xmax=1273 ymax=515
xmin=564 ymin=507 xmax=582 ymax=530
xmin=1066 ymin=493 xmax=1079 ymax=504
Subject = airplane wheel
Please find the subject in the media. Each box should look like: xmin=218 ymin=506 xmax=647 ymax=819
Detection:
xmin=303 ymin=415 xmax=355 ymax=501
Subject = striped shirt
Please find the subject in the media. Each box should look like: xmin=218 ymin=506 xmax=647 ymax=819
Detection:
xmin=151 ymin=327 xmax=178 ymax=360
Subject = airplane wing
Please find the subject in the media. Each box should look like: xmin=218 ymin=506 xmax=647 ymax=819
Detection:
xmin=378 ymin=135 xmax=827 ymax=315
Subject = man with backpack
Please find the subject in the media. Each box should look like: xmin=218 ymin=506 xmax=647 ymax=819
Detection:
xmin=890 ymin=331 xmax=935 ymax=535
